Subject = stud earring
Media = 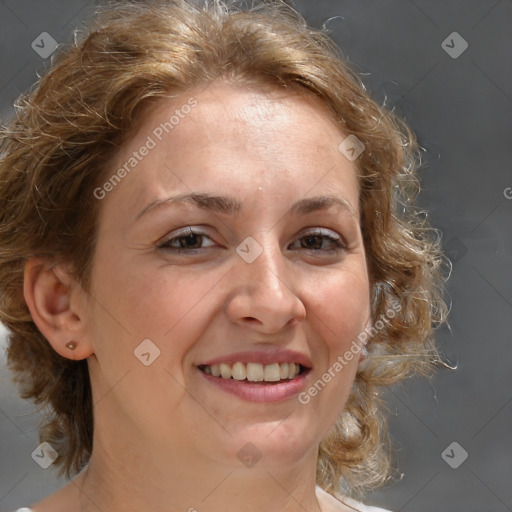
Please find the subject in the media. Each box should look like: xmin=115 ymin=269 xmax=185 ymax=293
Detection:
xmin=65 ymin=341 xmax=77 ymax=350
xmin=360 ymin=344 xmax=369 ymax=360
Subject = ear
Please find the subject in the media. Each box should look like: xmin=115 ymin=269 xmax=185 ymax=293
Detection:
xmin=23 ymin=257 xmax=94 ymax=361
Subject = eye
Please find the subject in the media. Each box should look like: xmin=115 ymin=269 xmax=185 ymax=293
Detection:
xmin=289 ymin=229 xmax=346 ymax=252
xmin=157 ymin=226 xmax=346 ymax=255
xmin=157 ymin=227 xmax=217 ymax=252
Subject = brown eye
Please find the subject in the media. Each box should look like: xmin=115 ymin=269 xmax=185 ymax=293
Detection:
xmin=290 ymin=230 xmax=346 ymax=252
xmin=173 ymin=233 xmax=203 ymax=249
xmin=301 ymin=234 xmax=324 ymax=250
xmin=157 ymin=227 xmax=216 ymax=252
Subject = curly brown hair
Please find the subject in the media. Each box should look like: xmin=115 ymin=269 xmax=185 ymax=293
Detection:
xmin=0 ymin=0 xmax=449 ymax=499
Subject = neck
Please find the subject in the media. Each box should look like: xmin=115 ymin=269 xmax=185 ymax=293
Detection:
xmin=72 ymin=445 xmax=323 ymax=512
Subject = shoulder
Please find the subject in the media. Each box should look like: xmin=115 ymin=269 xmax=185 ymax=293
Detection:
xmin=316 ymin=485 xmax=394 ymax=512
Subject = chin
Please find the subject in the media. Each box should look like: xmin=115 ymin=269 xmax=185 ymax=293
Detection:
xmin=217 ymin=421 xmax=319 ymax=470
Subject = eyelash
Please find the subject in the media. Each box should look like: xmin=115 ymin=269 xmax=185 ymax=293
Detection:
xmin=157 ymin=226 xmax=346 ymax=254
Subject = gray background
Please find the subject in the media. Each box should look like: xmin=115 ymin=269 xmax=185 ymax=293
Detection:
xmin=0 ymin=1 xmax=511 ymax=511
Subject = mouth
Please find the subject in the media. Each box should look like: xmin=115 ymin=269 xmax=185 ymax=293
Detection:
xmin=196 ymin=358 xmax=312 ymax=403
xmin=198 ymin=361 xmax=307 ymax=383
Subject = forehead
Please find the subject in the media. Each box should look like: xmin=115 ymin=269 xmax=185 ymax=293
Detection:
xmin=100 ymin=81 xmax=360 ymax=224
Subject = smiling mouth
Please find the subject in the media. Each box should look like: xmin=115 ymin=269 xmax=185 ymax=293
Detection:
xmin=198 ymin=362 xmax=307 ymax=383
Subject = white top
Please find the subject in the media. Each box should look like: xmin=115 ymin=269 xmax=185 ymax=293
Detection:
xmin=14 ymin=489 xmax=392 ymax=512
xmin=316 ymin=485 xmax=393 ymax=512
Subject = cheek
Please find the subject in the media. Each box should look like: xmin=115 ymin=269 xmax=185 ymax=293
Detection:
xmin=296 ymin=270 xmax=369 ymax=438
xmin=95 ymin=262 xmax=227 ymax=369
xmin=86 ymin=260 xmax=227 ymax=417
xmin=306 ymin=266 xmax=370 ymax=353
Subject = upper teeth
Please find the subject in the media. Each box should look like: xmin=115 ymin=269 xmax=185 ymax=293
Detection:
xmin=203 ymin=362 xmax=301 ymax=381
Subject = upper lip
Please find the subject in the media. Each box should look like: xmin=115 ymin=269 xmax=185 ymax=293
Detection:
xmin=198 ymin=349 xmax=313 ymax=369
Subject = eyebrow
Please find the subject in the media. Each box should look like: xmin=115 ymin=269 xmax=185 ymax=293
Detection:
xmin=134 ymin=192 xmax=356 ymax=222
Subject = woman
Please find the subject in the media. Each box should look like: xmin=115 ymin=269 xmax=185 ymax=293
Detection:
xmin=0 ymin=1 xmax=448 ymax=511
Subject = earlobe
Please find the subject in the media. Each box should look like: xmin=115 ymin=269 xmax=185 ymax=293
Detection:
xmin=23 ymin=258 xmax=94 ymax=360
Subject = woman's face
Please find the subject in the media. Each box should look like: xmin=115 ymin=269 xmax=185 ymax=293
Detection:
xmin=83 ymin=81 xmax=371 ymax=470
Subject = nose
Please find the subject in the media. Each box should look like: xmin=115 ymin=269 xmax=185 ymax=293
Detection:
xmin=225 ymin=237 xmax=306 ymax=334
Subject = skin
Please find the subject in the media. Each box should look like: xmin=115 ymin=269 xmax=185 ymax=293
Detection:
xmin=24 ymin=80 xmax=371 ymax=512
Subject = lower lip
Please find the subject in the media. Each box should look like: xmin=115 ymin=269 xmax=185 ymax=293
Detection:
xmin=197 ymin=368 xmax=311 ymax=403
